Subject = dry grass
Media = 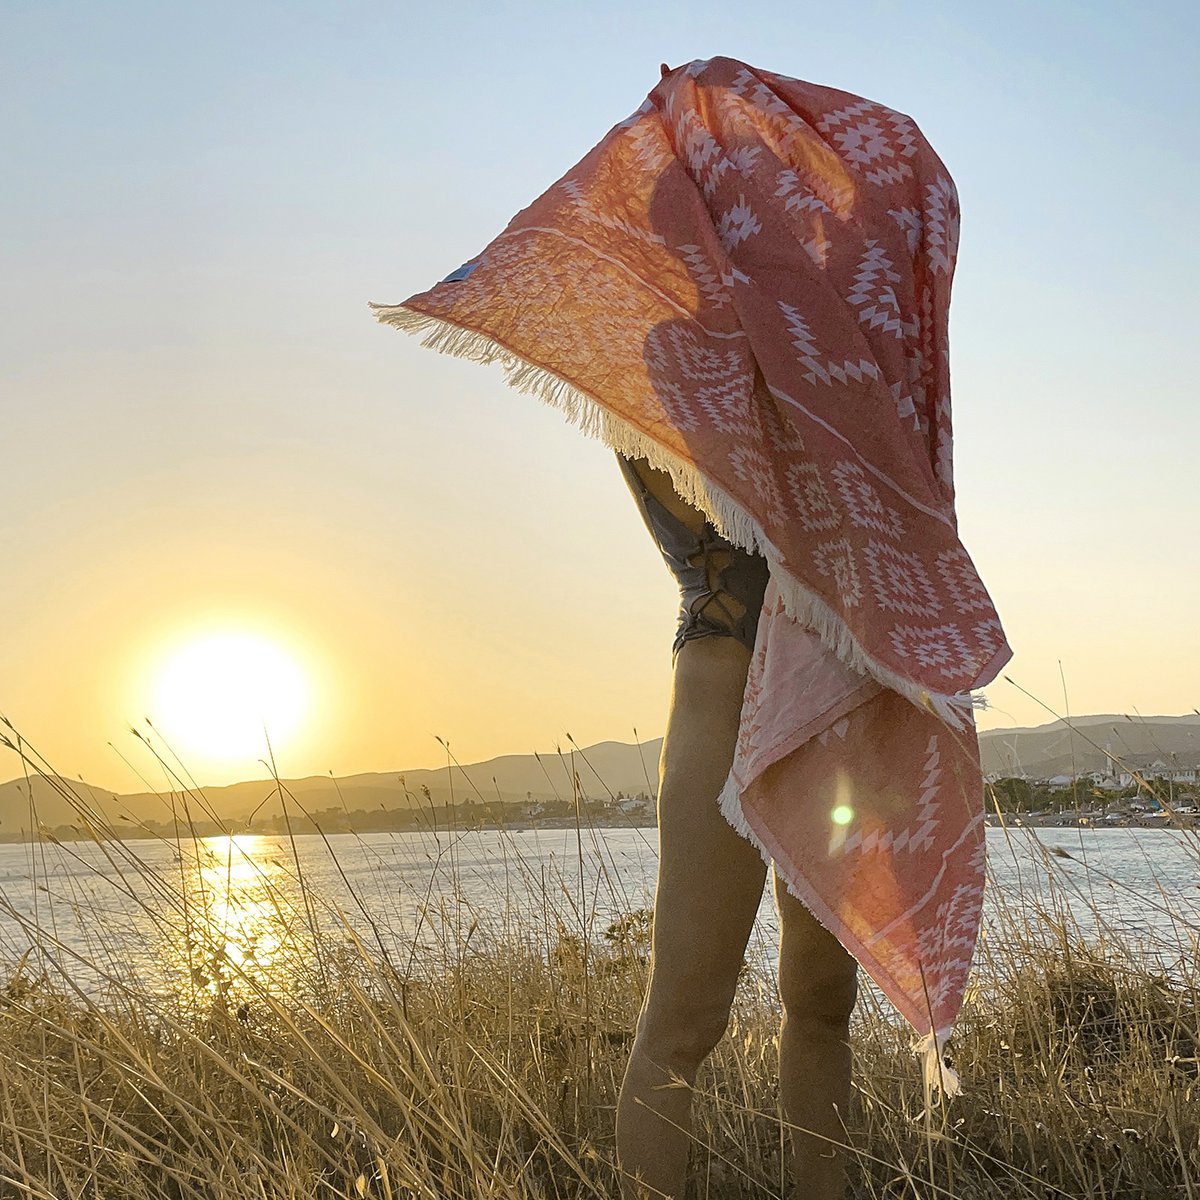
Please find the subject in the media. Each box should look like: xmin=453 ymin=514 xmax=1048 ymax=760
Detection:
xmin=1 ymin=758 xmax=1198 ymax=1198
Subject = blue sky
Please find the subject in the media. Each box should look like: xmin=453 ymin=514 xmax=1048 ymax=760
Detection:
xmin=3 ymin=1 xmax=1197 ymax=788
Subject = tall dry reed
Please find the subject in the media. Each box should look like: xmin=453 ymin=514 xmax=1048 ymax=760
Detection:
xmin=0 ymin=727 xmax=1197 ymax=1199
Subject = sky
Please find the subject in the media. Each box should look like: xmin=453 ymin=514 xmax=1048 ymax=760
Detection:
xmin=2 ymin=0 xmax=1198 ymax=793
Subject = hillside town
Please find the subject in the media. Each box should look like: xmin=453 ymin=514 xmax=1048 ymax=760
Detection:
xmin=985 ymin=757 xmax=1199 ymax=828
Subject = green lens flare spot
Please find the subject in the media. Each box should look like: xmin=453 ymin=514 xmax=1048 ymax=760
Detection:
xmin=831 ymin=804 xmax=854 ymax=826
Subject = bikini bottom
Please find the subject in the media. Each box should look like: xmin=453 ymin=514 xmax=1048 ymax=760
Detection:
xmin=616 ymin=453 xmax=770 ymax=658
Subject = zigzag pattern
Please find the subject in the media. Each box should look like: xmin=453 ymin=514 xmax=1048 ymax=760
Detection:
xmin=677 ymin=243 xmax=732 ymax=308
xmin=864 ymin=160 xmax=913 ymax=188
xmin=730 ymin=67 xmax=803 ymax=128
xmin=729 ymin=69 xmax=858 ymax=219
xmin=891 ymin=115 xmax=919 ymax=160
xmin=625 ymin=118 xmax=673 ymax=173
xmin=847 ymin=241 xmax=906 ymax=337
xmin=923 ymin=177 xmax=958 ymax=276
xmin=778 ymin=302 xmax=880 ymax=386
xmin=842 ymin=735 xmax=943 ymax=856
xmin=725 ymin=145 xmax=763 ymax=175
xmin=914 ymin=837 xmax=987 ymax=1008
xmin=717 ymin=196 xmax=763 ymax=251
xmin=673 ymin=108 xmax=727 ymax=197
xmin=889 ymin=205 xmax=922 ymax=254
xmin=777 ymin=174 xmax=832 ymax=215
xmin=933 ymin=394 xmax=954 ymax=490
xmin=559 ymin=180 xmax=667 ymax=249
xmin=775 ymin=171 xmax=834 ymax=264
xmin=816 ymin=100 xmax=877 ymax=139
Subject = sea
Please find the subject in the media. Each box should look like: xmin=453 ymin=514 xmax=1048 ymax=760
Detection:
xmin=0 ymin=825 xmax=1196 ymax=1005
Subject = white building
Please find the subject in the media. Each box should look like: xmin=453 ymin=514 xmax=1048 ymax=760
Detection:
xmin=1115 ymin=761 xmax=1198 ymax=788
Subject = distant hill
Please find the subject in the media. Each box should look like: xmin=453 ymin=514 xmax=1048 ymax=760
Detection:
xmin=978 ymin=714 xmax=1200 ymax=779
xmin=0 ymin=739 xmax=665 ymax=835
xmin=4 ymin=715 xmax=1197 ymax=835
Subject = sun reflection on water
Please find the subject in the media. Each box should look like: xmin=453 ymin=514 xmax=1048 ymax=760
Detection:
xmin=166 ymin=835 xmax=302 ymax=1002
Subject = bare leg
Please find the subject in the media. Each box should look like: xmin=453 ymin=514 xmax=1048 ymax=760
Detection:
xmin=775 ymin=871 xmax=858 ymax=1200
xmin=616 ymin=636 xmax=767 ymax=1199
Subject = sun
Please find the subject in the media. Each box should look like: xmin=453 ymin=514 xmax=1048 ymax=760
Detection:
xmin=150 ymin=631 xmax=310 ymax=765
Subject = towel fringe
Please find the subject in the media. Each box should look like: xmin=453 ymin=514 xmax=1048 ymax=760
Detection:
xmin=371 ymin=302 xmax=979 ymax=728
xmin=717 ymin=775 xmax=769 ymax=856
xmin=913 ymin=1029 xmax=962 ymax=1102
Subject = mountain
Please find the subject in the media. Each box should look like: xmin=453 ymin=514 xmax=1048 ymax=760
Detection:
xmin=4 ymin=715 xmax=1197 ymax=835
xmin=0 ymin=738 xmax=665 ymax=835
xmin=977 ymin=714 xmax=1200 ymax=779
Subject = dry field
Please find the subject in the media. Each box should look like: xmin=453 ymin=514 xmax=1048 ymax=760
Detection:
xmin=1 ymin=751 xmax=1197 ymax=1198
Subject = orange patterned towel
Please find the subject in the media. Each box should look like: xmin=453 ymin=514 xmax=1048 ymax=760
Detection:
xmin=374 ymin=57 xmax=1011 ymax=1087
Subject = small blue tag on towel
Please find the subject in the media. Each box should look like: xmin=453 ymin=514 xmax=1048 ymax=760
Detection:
xmin=441 ymin=260 xmax=480 ymax=283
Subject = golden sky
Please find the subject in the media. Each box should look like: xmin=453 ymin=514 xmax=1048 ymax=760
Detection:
xmin=4 ymin=2 xmax=1198 ymax=792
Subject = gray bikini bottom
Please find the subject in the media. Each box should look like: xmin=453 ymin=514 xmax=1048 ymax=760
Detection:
xmin=617 ymin=454 xmax=770 ymax=658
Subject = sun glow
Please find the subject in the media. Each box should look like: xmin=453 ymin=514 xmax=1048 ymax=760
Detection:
xmin=150 ymin=631 xmax=310 ymax=765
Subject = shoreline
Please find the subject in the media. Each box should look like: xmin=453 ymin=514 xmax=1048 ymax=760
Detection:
xmin=984 ymin=811 xmax=1196 ymax=830
xmin=3 ymin=812 xmax=1196 ymax=844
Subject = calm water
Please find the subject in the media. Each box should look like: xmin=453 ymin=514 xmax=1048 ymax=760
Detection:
xmin=1 ymin=825 xmax=1196 ymax=1003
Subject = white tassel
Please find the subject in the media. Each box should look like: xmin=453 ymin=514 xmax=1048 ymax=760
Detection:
xmin=914 ymin=1029 xmax=962 ymax=1101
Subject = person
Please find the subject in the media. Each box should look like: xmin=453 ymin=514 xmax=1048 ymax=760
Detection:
xmin=613 ymin=455 xmax=857 ymax=1200
xmin=375 ymin=55 xmax=1011 ymax=1200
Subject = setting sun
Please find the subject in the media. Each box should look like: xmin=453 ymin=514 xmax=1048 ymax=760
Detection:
xmin=150 ymin=631 xmax=310 ymax=765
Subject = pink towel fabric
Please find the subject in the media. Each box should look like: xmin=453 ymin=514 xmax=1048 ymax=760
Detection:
xmin=374 ymin=57 xmax=1011 ymax=1076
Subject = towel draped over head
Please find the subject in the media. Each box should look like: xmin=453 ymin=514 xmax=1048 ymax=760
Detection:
xmin=374 ymin=57 xmax=1012 ymax=1081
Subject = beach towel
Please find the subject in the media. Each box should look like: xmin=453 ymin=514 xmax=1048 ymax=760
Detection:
xmin=373 ymin=57 xmax=1012 ymax=1089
